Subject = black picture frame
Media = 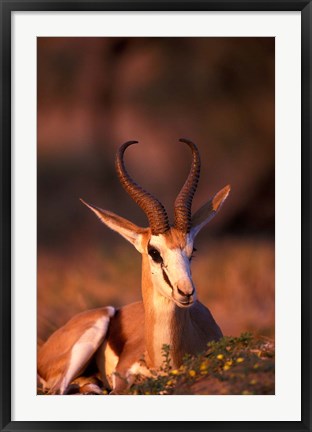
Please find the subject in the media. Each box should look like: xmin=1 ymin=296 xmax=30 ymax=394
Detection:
xmin=1 ymin=1 xmax=311 ymax=431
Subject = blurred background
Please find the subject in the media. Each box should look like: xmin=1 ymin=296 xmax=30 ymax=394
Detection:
xmin=37 ymin=37 xmax=275 ymax=344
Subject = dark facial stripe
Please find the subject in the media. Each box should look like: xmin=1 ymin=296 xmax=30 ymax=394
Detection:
xmin=162 ymin=268 xmax=173 ymax=290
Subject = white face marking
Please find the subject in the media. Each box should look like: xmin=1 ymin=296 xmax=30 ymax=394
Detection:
xmin=147 ymin=233 xmax=196 ymax=307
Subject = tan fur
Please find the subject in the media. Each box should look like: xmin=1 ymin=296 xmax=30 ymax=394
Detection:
xmin=161 ymin=227 xmax=188 ymax=249
xmin=38 ymin=182 xmax=229 ymax=394
xmin=37 ymin=307 xmax=114 ymax=393
xmin=101 ymin=302 xmax=147 ymax=392
xmin=140 ymin=247 xmax=222 ymax=368
xmin=121 ymin=231 xmax=222 ymax=369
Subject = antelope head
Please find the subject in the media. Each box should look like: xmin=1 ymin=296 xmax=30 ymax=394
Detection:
xmin=81 ymin=139 xmax=230 ymax=309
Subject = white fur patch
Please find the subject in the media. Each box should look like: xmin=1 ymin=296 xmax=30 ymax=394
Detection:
xmin=149 ymin=234 xmax=194 ymax=296
xmin=105 ymin=306 xmax=116 ymax=318
xmin=60 ymin=316 xmax=110 ymax=394
xmin=125 ymin=362 xmax=152 ymax=387
xmin=127 ymin=362 xmax=151 ymax=378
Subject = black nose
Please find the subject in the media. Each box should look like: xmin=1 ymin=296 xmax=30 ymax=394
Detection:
xmin=177 ymin=287 xmax=195 ymax=298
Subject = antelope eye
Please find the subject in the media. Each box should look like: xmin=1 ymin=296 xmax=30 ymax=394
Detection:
xmin=148 ymin=247 xmax=163 ymax=264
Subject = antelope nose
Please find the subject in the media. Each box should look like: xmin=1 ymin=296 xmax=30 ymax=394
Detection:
xmin=177 ymin=287 xmax=194 ymax=298
xmin=176 ymin=280 xmax=195 ymax=298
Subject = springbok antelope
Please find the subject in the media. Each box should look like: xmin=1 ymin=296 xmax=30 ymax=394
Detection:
xmin=38 ymin=139 xmax=230 ymax=395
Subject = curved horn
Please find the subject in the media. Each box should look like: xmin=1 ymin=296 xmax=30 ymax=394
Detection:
xmin=115 ymin=141 xmax=170 ymax=235
xmin=174 ymin=138 xmax=201 ymax=233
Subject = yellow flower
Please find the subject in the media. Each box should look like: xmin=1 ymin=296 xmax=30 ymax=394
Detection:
xmin=171 ymin=369 xmax=179 ymax=375
xmin=223 ymin=364 xmax=230 ymax=371
xmin=189 ymin=370 xmax=196 ymax=377
xmin=166 ymin=380 xmax=174 ymax=386
xmin=217 ymin=354 xmax=224 ymax=360
xmin=236 ymin=357 xmax=244 ymax=363
xmin=200 ymin=361 xmax=208 ymax=371
xmin=226 ymin=360 xmax=233 ymax=366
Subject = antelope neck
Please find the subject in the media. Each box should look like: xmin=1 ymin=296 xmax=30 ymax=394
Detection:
xmin=141 ymin=253 xmax=192 ymax=368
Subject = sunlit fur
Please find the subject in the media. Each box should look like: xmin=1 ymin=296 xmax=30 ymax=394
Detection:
xmin=38 ymin=186 xmax=230 ymax=394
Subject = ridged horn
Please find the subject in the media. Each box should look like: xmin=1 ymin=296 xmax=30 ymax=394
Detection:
xmin=174 ymin=138 xmax=201 ymax=233
xmin=115 ymin=141 xmax=170 ymax=235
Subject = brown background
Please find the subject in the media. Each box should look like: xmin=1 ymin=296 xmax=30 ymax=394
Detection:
xmin=37 ymin=37 xmax=275 ymax=344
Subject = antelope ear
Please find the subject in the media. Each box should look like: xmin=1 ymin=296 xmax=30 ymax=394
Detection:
xmin=190 ymin=185 xmax=230 ymax=239
xmin=80 ymin=199 xmax=147 ymax=253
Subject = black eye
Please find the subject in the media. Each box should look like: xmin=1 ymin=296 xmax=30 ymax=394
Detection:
xmin=148 ymin=247 xmax=163 ymax=264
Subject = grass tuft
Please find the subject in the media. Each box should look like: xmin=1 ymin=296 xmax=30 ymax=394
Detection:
xmin=127 ymin=333 xmax=274 ymax=395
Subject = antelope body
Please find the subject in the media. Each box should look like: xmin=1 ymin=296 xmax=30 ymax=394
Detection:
xmin=38 ymin=139 xmax=230 ymax=394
